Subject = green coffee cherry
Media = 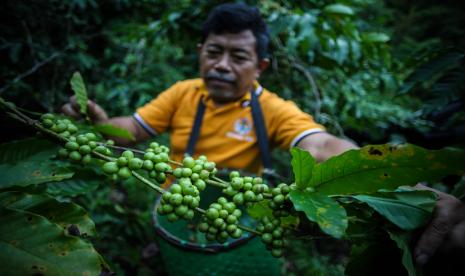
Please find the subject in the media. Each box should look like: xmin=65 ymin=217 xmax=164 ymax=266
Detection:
xmin=103 ymin=162 xmax=119 ymax=174
xmin=69 ymin=151 xmax=82 ymax=161
xmin=65 ymin=141 xmax=79 ymax=151
xmin=79 ymin=145 xmax=91 ymax=154
xmin=122 ymin=150 xmax=134 ymax=159
xmin=118 ymin=167 xmax=132 ymax=179
xmin=128 ymin=158 xmax=143 ymax=170
xmin=58 ymin=148 xmax=69 ymax=158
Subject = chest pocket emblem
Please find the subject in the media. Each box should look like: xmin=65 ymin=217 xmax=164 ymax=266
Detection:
xmin=234 ymin=118 xmax=252 ymax=136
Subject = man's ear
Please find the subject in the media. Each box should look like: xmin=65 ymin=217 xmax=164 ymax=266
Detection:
xmin=256 ymin=58 xmax=270 ymax=78
xmin=197 ymin=43 xmax=203 ymax=54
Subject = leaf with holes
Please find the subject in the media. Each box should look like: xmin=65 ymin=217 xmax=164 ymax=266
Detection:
xmin=290 ymin=189 xmax=347 ymax=238
xmin=70 ymin=71 xmax=88 ymax=116
xmin=0 ymin=161 xmax=74 ymax=189
xmin=0 ymin=191 xmax=96 ymax=237
xmin=0 ymin=207 xmax=107 ymax=275
xmin=310 ymin=144 xmax=465 ymax=195
xmin=291 ymin=147 xmax=315 ymax=189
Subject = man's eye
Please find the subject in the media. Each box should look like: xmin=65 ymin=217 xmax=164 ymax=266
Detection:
xmin=206 ymin=50 xmax=220 ymax=56
xmin=233 ymin=56 xmax=248 ymax=62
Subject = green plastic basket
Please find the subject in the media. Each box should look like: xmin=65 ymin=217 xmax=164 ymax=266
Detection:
xmin=152 ymin=185 xmax=282 ymax=276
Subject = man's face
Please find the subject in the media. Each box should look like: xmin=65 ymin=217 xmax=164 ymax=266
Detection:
xmin=199 ymin=30 xmax=267 ymax=104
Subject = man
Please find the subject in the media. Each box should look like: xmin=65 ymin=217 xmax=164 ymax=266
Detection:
xmin=62 ymin=2 xmax=464 ymax=267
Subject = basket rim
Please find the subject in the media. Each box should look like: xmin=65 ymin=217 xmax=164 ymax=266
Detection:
xmin=152 ymin=196 xmax=256 ymax=253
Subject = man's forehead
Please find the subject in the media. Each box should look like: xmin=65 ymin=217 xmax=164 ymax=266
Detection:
xmin=204 ymin=30 xmax=256 ymax=50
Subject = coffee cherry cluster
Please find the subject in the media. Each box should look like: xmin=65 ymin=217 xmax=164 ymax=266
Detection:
xmin=257 ymin=216 xmax=285 ymax=258
xmin=59 ymin=133 xmax=100 ymax=165
xmin=157 ymin=178 xmax=200 ymax=222
xmin=268 ymin=183 xmax=292 ymax=217
xmin=142 ymin=143 xmax=173 ymax=184
xmin=222 ymin=172 xmax=269 ymax=205
xmin=41 ymin=113 xmax=78 ymax=138
xmin=198 ymin=197 xmax=243 ymax=243
xmin=172 ymin=156 xmax=216 ymax=191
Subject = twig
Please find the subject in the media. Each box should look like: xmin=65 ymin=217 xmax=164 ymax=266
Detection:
xmin=132 ymin=171 xmax=165 ymax=194
xmin=0 ymin=52 xmax=63 ymax=95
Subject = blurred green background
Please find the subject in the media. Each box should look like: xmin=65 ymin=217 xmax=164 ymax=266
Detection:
xmin=1 ymin=0 xmax=464 ymax=274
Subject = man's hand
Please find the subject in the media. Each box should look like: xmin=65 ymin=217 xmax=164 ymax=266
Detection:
xmin=61 ymin=95 xmax=109 ymax=123
xmin=414 ymin=184 xmax=465 ymax=265
xmin=61 ymin=95 xmax=151 ymax=145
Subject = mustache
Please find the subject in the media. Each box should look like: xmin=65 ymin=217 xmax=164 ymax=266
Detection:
xmin=205 ymin=72 xmax=236 ymax=84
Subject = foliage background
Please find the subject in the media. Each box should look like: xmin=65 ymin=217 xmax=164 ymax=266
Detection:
xmin=1 ymin=0 xmax=464 ymax=275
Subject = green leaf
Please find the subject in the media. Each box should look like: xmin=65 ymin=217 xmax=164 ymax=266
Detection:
xmin=70 ymin=71 xmax=88 ymax=115
xmin=0 ymin=138 xmax=59 ymax=164
xmin=289 ymin=190 xmax=347 ymax=238
xmin=310 ymin=144 xmax=465 ymax=195
xmin=388 ymin=231 xmax=418 ymax=276
xmin=323 ymin=4 xmax=354 ymax=16
xmin=353 ymin=190 xmax=437 ymax=230
xmin=0 ymin=161 xmax=74 ymax=189
xmin=291 ymin=147 xmax=315 ymax=189
xmin=93 ymin=124 xmax=135 ymax=141
xmin=362 ymin=32 xmax=390 ymax=43
xmin=0 ymin=192 xmax=96 ymax=237
xmin=0 ymin=207 xmax=107 ymax=275
xmin=247 ymin=200 xmax=273 ymax=220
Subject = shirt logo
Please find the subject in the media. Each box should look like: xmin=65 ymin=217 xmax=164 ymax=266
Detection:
xmin=226 ymin=118 xmax=254 ymax=142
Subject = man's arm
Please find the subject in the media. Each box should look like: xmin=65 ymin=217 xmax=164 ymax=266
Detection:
xmin=61 ymin=96 xmax=151 ymax=145
xmin=296 ymin=132 xmax=358 ymax=162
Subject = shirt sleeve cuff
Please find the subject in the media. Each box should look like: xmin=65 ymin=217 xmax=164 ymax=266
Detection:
xmin=133 ymin=113 xmax=158 ymax=136
xmin=290 ymin=128 xmax=325 ymax=149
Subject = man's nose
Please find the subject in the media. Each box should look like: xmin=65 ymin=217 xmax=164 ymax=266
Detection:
xmin=214 ymin=54 xmax=231 ymax=72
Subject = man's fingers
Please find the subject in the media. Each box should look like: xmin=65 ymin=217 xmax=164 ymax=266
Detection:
xmin=414 ymin=213 xmax=452 ymax=265
xmin=61 ymin=103 xmax=81 ymax=118
xmin=414 ymin=191 xmax=465 ymax=266
xmin=88 ymin=100 xmax=109 ymax=122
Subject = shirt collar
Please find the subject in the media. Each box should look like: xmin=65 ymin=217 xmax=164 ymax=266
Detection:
xmin=197 ymin=80 xmax=262 ymax=107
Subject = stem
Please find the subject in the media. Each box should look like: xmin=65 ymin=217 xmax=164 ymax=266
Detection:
xmin=91 ymin=151 xmax=115 ymax=162
xmin=206 ymin=179 xmax=229 ymax=189
xmin=99 ymin=143 xmax=145 ymax=155
xmin=168 ymin=159 xmax=183 ymax=166
xmin=132 ymin=171 xmax=165 ymax=194
xmin=212 ymin=176 xmax=229 ymax=184
xmin=238 ymin=225 xmax=262 ymax=236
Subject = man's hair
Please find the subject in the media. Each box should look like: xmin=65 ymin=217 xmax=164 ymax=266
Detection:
xmin=202 ymin=3 xmax=270 ymax=60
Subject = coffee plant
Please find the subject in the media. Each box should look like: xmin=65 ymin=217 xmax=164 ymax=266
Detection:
xmin=1 ymin=93 xmax=464 ymax=275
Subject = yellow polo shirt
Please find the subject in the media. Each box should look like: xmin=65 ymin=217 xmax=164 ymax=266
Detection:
xmin=135 ymin=79 xmax=325 ymax=173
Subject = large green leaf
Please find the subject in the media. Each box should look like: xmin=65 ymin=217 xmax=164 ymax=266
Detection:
xmin=388 ymin=231 xmax=417 ymax=276
xmin=0 ymin=138 xmax=59 ymax=164
xmin=70 ymin=71 xmax=88 ymax=115
xmin=353 ymin=189 xmax=437 ymax=230
xmin=93 ymin=123 xmax=135 ymax=140
xmin=291 ymin=147 xmax=315 ymax=189
xmin=0 ymin=161 xmax=74 ymax=189
xmin=289 ymin=190 xmax=347 ymax=238
xmin=46 ymin=169 xmax=102 ymax=197
xmin=310 ymin=144 xmax=465 ymax=195
xmin=0 ymin=192 xmax=96 ymax=237
xmin=0 ymin=207 xmax=107 ymax=275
